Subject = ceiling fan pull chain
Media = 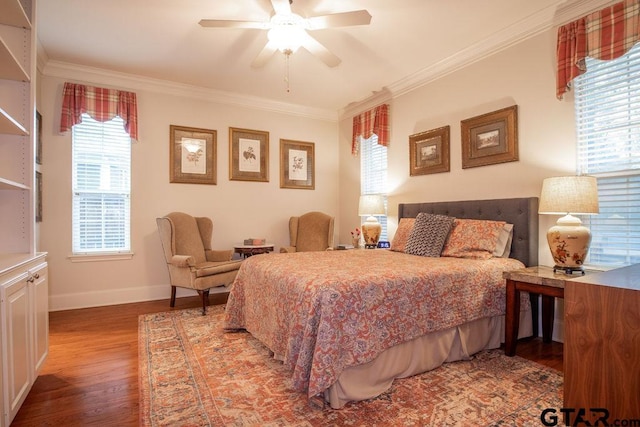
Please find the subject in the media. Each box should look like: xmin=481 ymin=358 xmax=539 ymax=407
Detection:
xmin=285 ymin=49 xmax=291 ymax=93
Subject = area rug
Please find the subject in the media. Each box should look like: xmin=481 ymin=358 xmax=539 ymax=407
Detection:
xmin=139 ymin=305 xmax=563 ymax=426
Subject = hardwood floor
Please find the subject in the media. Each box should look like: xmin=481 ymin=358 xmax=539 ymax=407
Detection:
xmin=11 ymin=295 xmax=564 ymax=426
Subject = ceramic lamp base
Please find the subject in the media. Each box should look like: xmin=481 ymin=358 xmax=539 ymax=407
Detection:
xmin=546 ymin=214 xmax=591 ymax=275
xmin=361 ymin=217 xmax=381 ymax=250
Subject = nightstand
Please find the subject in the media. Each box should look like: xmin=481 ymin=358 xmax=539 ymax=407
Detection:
xmin=503 ymin=266 xmax=568 ymax=357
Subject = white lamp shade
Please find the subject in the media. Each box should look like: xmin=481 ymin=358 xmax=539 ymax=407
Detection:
xmin=358 ymin=195 xmax=385 ymax=216
xmin=539 ymin=176 xmax=599 ymax=215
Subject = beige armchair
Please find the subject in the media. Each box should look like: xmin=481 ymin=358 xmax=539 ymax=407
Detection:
xmin=280 ymin=211 xmax=335 ymax=253
xmin=156 ymin=212 xmax=242 ymax=314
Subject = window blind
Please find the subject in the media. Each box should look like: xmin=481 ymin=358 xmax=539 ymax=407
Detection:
xmin=575 ymin=43 xmax=640 ymax=267
xmin=360 ymin=134 xmax=388 ymax=240
xmin=72 ymin=114 xmax=131 ymax=253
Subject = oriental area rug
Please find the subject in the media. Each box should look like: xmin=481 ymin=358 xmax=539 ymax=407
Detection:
xmin=139 ymin=305 xmax=563 ymax=426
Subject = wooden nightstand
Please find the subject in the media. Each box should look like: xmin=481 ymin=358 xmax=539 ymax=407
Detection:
xmin=503 ymin=266 xmax=570 ymax=356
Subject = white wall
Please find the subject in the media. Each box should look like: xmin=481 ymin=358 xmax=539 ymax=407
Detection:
xmin=38 ymin=73 xmax=339 ymax=311
xmin=339 ymin=29 xmax=578 ymax=341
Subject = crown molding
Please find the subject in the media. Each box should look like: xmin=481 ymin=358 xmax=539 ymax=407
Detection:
xmin=339 ymin=0 xmax=616 ymax=120
xmin=41 ymin=60 xmax=338 ymax=122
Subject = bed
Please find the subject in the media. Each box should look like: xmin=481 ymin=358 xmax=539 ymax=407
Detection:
xmin=224 ymin=197 xmax=539 ymax=409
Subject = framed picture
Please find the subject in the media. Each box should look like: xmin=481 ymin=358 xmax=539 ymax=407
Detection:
xmin=169 ymin=125 xmax=217 ymax=185
xmin=35 ymin=171 xmax=42 ymax=222
xmin=409 ymin=125 xmax=450 ymax=176
xmin=229 ymin=127 xmax=269 ymax=182
xmin=280 ymin=139 xmax=315 ymax=190
xmin=36 ymin=110 xmax=42 ymax=165
xmin=461 ymin=105 xmax=518 ymax=169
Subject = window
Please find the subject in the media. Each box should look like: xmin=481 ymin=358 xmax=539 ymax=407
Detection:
xmin=574 ymin=43 xmax=640 ymax=267
xmin=72 ymin=114 xmax=131 ymax=254
xmin=360 ymin=134 xmax=388 ymax=240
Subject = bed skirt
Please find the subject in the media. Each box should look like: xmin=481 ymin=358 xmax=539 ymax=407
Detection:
xmin=323 ymin=308 xmax=533 ymax=409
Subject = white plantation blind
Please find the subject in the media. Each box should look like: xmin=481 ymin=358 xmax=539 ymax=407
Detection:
xmin=72 ymin=114 xmax=131 ymax=254
xmin=360 ymin=134 xmax=388 ymax=240
xmin=574 ymin=43 xmax=640 ymax=267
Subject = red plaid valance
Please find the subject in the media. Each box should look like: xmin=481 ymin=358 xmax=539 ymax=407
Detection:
xmin=556 ymin=0 xmax=640 ymax=99
xmin=352 ymin=104 xmax=389 ymax=155
xmin=60 ymin=82 xmax=139 ymax=141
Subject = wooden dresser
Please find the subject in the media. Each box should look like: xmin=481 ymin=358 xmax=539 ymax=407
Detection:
xmin=564 ymin=263 xmax=640 ymax=422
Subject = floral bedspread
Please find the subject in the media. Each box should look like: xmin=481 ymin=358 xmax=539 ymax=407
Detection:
xmin=224 ymin=250 xmax=527 ymax=398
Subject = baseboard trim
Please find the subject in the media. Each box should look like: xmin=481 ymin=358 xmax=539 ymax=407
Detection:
xmin=48 ymin=284 xmax=230 ymax=311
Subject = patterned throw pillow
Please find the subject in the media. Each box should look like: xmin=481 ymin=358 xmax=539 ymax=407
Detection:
xmin=442 ymin=219 xmax=507 ymax=259
xmin=404 ymin=213 xmax=455 ymax=257
xmin=390 ymin=218 xmax=416 ymax=252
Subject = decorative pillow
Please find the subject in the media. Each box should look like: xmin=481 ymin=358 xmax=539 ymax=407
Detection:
xmin=390 ymin=218 xmax=416 ymax=252
xmin=493 ymin=223 xmax=514 ymax=258
xmin=442 ymin=219 xmax=507 ymax=259
xmin=404 ymin=213 xmax=455 ymax=257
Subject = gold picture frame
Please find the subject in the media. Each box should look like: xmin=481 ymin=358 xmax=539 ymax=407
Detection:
xmin=280 ymin=139 xmax=315 ymax=190
xmin=229 ymin=127 xmax=269 ymax=182
xmin=409 ymin=125 xmax=450 ymax=176
xmin=461 ymin=105 xmax=518 ymax=169
xmin=169 ymin=125 xmax=217 ymax=185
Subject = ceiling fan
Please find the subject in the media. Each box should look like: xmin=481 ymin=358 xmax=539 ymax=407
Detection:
xmin=198 ymin=0 xmax=372 ymax=68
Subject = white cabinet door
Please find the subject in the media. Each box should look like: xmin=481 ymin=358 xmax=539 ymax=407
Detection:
xmin=1 ymin=273 xmax=31 ymax=424
xmin=32 ymin=263 xmax=48 ymax=373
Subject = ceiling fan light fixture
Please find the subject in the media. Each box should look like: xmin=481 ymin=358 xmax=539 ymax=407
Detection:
xmin=268 ymin=13 xmax=307 ymax=53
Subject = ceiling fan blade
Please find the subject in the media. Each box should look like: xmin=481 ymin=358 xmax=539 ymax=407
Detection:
xmin=251 ymin=41 xmax=278 ymax=68
xmin=199 ymin=19 xmax=267 ymax=29
xmin=299 ymin=32 xmax=341 ymax=67
xmin=306 ymin=10 xmax=371 ymax=29
xmin=270 ymin=0 xmax=292 ymax=15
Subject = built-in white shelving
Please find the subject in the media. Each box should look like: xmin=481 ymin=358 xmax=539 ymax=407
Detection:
xmin=0 ymin=0 xmax=31 ymax=29
xmin=0 ymin=107 xmax=28 ymax=135
xmin=0 ymin=36 xmax=30 ymax=82
xmin=0 ymin=3 xmax=41 ymax=425
xmin=0 ymin=176 xmax=29 ymax=190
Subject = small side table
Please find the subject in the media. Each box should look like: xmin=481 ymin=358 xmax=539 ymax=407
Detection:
xmin=503 ymin=266 xmax=567 ymax=357
xmin=234 ymin=243 xmax=275 ymax=258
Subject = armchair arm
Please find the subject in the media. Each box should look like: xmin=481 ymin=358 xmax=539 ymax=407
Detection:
xmin=169 ymin=255 xmax=195 ymax=267
xmin=280 ymin=246 xmax=296 ymax=253
xmin=206 ymin=249 xmax=233 ymax=262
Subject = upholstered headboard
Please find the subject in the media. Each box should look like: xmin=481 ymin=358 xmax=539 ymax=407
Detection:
xmin=398 ymin=197 xmax=539 ymax=267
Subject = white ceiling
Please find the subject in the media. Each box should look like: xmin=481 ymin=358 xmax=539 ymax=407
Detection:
xmin=37 ymin=0 xmax=591 ymax=116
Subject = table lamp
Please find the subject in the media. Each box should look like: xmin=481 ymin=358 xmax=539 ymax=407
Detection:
xmin=539 ymin=176 xmax=599 ymax=274
xmin=358 ymin=194 xmax=385 ymax=249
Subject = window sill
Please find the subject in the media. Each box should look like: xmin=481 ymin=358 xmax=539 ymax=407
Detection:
xmin=68 ymin=252 xmax=134 ymax=263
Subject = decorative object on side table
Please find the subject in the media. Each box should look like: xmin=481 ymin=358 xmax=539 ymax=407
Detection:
xmin=539 ymin=176 xmax=599 ymax=274
xmin=350 ymin=228 xmax=361 ymax=249
xmin=358 ymin=194 xmax=385 ymax=249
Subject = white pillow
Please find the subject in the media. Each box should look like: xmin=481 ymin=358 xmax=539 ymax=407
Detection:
xmin=493 ymin=223 xmax=514 ymax=258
